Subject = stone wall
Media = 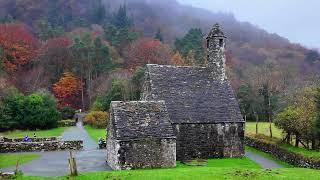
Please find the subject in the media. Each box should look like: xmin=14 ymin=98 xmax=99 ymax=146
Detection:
xmin=1 ymin=137 xmax=59 ymax=143
xmin=174 ymin=122 xmax=244 ymax=160
xmin=107 ymin=137 xmax=176 ymax=170
xmin=0 ymin=140 xmax=83 ymax=153
xmin=245 ymin=136 xmax=320 ymax=169
xmin=58 ymin=119 xmax=76 ymax=127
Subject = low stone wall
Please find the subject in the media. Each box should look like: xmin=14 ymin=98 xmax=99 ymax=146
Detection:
xmin=245 ymin=135 xmax=320 ymax=169
xmin=1 ymin=137 xmax=59 ymax=143
xmin=0 ymin=140 xmax=83 ymax=153
xmin=58 ymin=119 xmax=76 ymax=127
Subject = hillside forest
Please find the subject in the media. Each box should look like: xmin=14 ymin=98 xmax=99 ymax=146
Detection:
xmin=0 ymin=0 xmax=320 ymax=149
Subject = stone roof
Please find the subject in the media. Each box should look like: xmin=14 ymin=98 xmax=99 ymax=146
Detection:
xmin=109 ymin=101 xmax=175 ymax=141
xmin=142 ymin=64 xmax=244 ymax=124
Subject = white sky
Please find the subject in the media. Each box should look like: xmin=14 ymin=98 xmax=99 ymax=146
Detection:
xmin=177 ymin=0 xmax=320 ymax=49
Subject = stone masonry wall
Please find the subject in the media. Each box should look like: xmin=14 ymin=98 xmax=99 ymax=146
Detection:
xmin=1 ymin=137 xmax=59 ymax=143
xmin=0 ymin=140 xmax=83 ymax=153
xmin=107 ymin=137 xmax=176 ymax=170
xmin=174 ymin=122 xmax=244 ymax=160
xmin=245 ymin=136 xmax=320 ymax=169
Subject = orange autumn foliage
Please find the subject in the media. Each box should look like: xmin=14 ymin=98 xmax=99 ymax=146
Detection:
xmin=53 ymin=72 xmax=82 ymax=108
xmin=126 ymin=37 xmax=172 ymax=68
xmin=171 ymin=51 xmax=184 ymax=66
xmin=0 ymin=23 xmax=38 ymax=72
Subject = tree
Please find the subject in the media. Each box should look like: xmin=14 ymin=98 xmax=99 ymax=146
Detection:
xmin=70 ymin=33 xmax=113 ymax=108
xmin=53 ymin=72 xmax=82 ymax=109
xmin=175 ymin=28 xmax=205 ymax=65
xmin=111 ymin=5 xmax=133 ymax=29
xmin=314 ymin=88 xmax=320 ymax=148
xmin=171 ymin=51 xmax=184 ymax=66
xmin=155 ymin=28 xmax=164 ymax=42
xmin=96 ymin=80 xmax=127 ymax=111
xmin=126 ymin=38 xmax=172 ymax=68
xmin=305 ymin=50 xmax=320 ymax=63
xmin=0 ymin=91 xmax=60 ymax=131
xmin=37 ymin=19 xmax=64 ymax=41
xmin=40 ymin=37 xmax=73 ymax=84
xmin=91 ymin=0 xmax=107 ymax=24
xmin=0 ymin=23 xmax=38 ymax=72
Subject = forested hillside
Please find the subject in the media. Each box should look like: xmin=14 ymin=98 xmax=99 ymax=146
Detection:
xmin=0 ymin=0 xmax=320 ymax=131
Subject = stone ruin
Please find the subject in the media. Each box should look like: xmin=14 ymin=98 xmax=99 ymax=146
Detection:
xmin=106 ymin=24 xmax=245 ymax=170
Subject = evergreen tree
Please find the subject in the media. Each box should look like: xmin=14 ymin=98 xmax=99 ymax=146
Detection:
xmin=112 ymin=5 xmax=133 ymax=29
xmin=175 ymin=28 xmax=205 ymax=65
xmin=91 ymin=0 xmax=107 ymax=24
xmin=155 ymin=28 xmax=164 ymax=42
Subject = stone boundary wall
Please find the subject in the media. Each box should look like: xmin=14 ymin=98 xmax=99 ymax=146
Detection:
xmin=0 ymin=140 xmax=83 ymax=153
xmin=245 ymin=136 xmax=320 ymax=169
xmin=1 ymin=137 xmax=59 ymax=143
xmin=58 ymin=119 xmax=76 ymax=127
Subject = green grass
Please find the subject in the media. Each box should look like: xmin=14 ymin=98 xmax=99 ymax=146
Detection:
xmin=84 ymin=125 xmax=106 ymax=143
xmin=246 ymin=122 xmax=283 ymax=139
xmin=18 ymin=168 xmax=320 ymax=180
xmin=0 ymin=127 xmax=66 ymax=138
xmin=280 ymin=144 xmax=320 ymax=159
xmin=0 ymin=153 xmax=40 ymax=168
xmin=245 ymin=146 xmax=293 ymax=168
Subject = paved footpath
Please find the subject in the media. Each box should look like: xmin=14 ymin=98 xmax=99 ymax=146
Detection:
xmin=1 ymin=121 xmax=111 ymax=176
xmin=245 ymin=151 xmax=283 ymax=169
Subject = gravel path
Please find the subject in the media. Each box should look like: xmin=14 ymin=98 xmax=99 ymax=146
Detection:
xmin=245 ymin=151 xmax=283 ymax=169
xmin=1 ymin=121 xmax=111 ymax=176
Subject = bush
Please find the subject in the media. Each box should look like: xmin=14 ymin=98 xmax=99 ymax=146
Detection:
xmin=59 ymin=106 xmax=76 ymax=120
xmin=0 ymin=91 xmax=61 ymax=131
xmin=84 ymin=111 xmax=108 ymax=128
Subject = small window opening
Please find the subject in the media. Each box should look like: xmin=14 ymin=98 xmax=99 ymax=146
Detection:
xmin=219 ymin=39 xmax=224 ymax=47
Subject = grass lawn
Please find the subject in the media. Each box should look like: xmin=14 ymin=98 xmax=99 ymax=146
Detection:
xmin=17 ymin=159 xmax=320 ymax=180
xmin=246 ymin=122 xmax=283 ymax=139
xmin=280 ymin=144 xmax=320 ymax=159
xmin=0 ymin=127 xmax=66 ymax=138
xmin=0 ymin=153 xmax=40 ymax=168
xmin=84 ymin=125 xmax=106 ymax=143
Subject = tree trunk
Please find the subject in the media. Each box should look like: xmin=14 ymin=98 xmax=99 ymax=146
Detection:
xmin=295 ymin=135 xmax=299 ymax=147
xmin=80 ymin=74 xmax=85 ymax=111
xmin=268 ymin=95 xmax=273 ymax=138
xmin=255 ymin=112 xmax=259 ymax=135
xmin=287 ymin=132 xmax=291 ymax=144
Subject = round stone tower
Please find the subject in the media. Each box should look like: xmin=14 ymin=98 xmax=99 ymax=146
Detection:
xmin=206 ymin=23 xmax=227 ymax=81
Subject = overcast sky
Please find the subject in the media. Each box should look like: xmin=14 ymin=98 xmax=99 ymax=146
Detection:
xmin=177 ymin=0 xmax=320 ymax=49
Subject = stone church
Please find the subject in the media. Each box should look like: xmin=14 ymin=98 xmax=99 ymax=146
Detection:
xmin=141 ymin=24 xmax=244 ymax=160
xmin=107 ymin=24 xmax=245 ymax=169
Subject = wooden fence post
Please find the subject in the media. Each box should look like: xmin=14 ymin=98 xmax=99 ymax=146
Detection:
xmin=68 ymin=151 xmax=78 ymax=176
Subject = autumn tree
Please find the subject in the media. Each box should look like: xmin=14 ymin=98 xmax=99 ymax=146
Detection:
xmin=126 ymin=38 xmax=172 ymax=68
xmin=53 ymin=72 xmax=82 ymax=109
xmin=171 ymin=51 xmax=184 ymax=66
xmin=0 ymin=23 xmax=38 ymax=72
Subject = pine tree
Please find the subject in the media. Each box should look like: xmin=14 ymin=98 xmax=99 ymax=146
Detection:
xmin=112 ymin=5 xmax=133 ymax=29
xmin=155 ymin=28 xmax=164 ymax=42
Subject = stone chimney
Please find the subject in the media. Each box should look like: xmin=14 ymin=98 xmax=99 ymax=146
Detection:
xmin=206 ymin=23 xmax=227 ymax=81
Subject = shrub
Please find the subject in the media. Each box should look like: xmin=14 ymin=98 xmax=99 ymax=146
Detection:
xmin=84 ymin=111 xmax=108 ymax=128
xmin=59 ymin=106 xmax=76 ymax=120
xmin=0 ymin=91 xmax=61 ymax=131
